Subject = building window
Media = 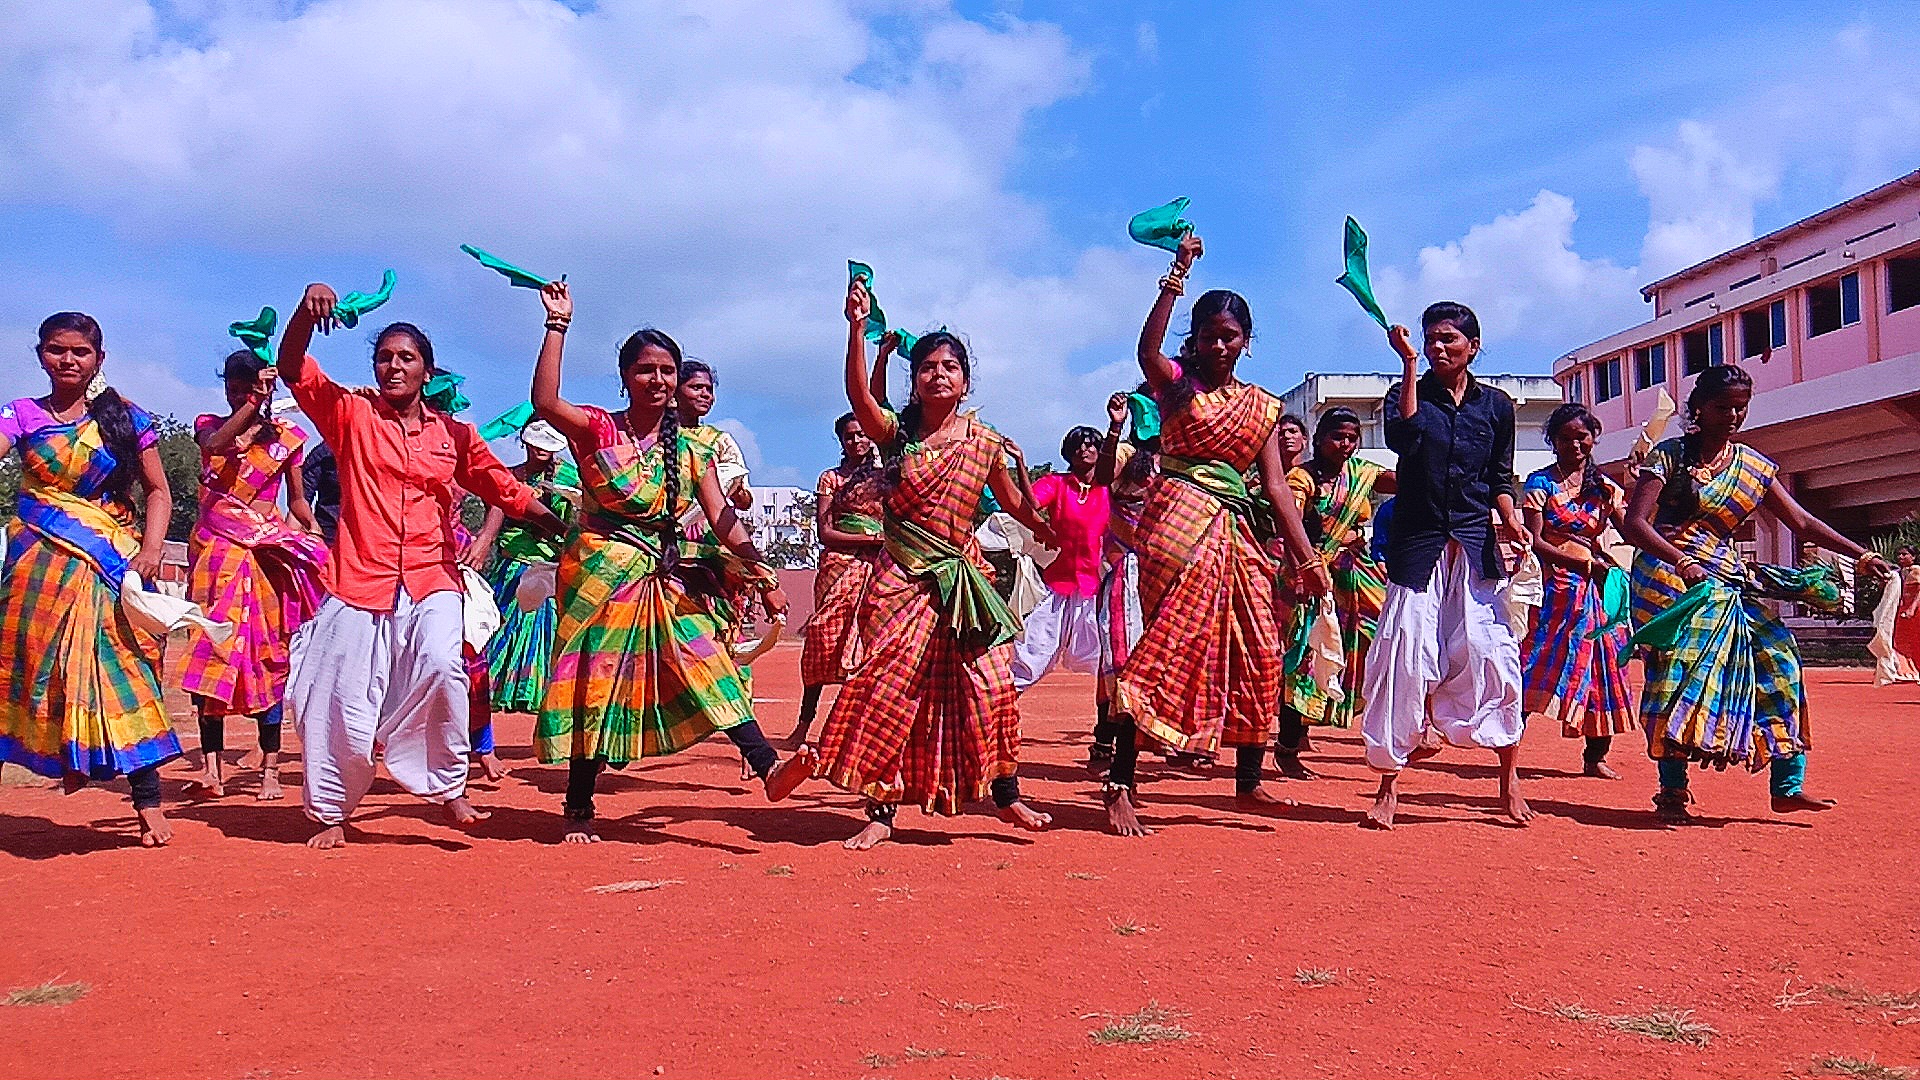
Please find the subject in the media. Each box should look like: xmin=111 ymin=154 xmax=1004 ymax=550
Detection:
xmin=1565 ymin=370 xmax=1586 ymax=404
xmin=1808 ymin=272 xmax=1861 ymax=336
xmin=1682 ymin=323 xmax=1724 ymax=375
xmin=1594 ymin=357 xmax=1622 ymax=403
xmin=1633 ymin=342 xmax=1666 ymax=389
xmin=1890 ymin=256 xmax=1920 ymax=313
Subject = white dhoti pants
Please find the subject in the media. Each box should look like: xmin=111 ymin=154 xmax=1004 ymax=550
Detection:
xmin=289 ymin=590 xmax=471 ymax=824
xmin=1361 ymin=541 xmax=1524 ymax=772
xmin=1012 ymin=589 xmax=1101 ymax=691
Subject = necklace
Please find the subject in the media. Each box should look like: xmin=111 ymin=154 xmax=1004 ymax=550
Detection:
xmin=1687 ymin=441 xmax=1734 ymax=485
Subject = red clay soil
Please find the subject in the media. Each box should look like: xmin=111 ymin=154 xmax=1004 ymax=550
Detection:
xmin=2 ymin=653 xmax=1917 ymax=1080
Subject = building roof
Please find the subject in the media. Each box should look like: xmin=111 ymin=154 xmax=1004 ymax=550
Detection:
xmin=1638 ymin=167 xmax=1920 ymax=300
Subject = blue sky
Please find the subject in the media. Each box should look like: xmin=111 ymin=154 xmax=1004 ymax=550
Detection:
xmin=2 ymin=1 xmax=1916 ymax=484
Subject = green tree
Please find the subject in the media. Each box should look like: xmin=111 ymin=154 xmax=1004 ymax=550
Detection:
xmin=154 ymin=415 xmax=202 ymax=542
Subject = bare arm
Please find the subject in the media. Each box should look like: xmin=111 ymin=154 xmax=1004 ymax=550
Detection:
xmin=871 ymin=332 xmax=897 ymax=408
xmin=284 ymin=462 xmax=321 ymax=534
xmin=1763 ymin=482 xmax=1886 ymax=576
xmin=1622 ymin=471 xmax=1708 ymax=584
xmin=1524 ymin=506 xmax=1600 ymax=574
xmin=1388 ymin=325 xmax=1419 ymax=420
xmin=986 ymin=451 xmax=1054 ymax=548
xmin=1094 ymin=393 xmax=1128 ymax=487
xmin=843 ymin=280 xmax=895 ymax=448
xmin=1256 ymin=431 xmax=1330 ymax=597
xmin=278 ymin=283 xmax=337 ymax=387
xmin=694 ymin=465 xmax=789 ymax=620
xmin=200 ymin=370 xmax=276 ymax=454
xmin=1373 ymin=468 xmax=1397 ymax=496
xmin=129 ymin=444 xmax=172 ymax=580
xmin=530 ymin=281 xmax=594 ymax=443
xmin=1136 ymin=233 xmax=1201 ymax=391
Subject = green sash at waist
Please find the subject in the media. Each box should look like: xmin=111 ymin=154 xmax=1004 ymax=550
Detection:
xmin=835 ymin=512 xmax=883 ymax=536
xmin=1160 ymin=453 xmax=1278 ymax=544
xmin=885 ymin=516 xmax=1019 ymax=651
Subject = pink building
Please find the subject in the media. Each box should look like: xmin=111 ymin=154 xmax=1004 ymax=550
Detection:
xmin=1554 ymin=168 xmax=1920 ymax=560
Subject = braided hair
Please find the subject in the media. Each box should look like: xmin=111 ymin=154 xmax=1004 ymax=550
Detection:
xmin=1660 ymin=363 xmax=1755 ymax=519
xmin=618 ymin=328 xmax=686 ymax=574
xmin=37 ymin=313 xmax=143 ymax=509
xmin=1542 ymin=401 xmax=1607 ymax=505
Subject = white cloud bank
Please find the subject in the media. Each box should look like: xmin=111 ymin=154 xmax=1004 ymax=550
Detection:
xmin=0 ymin=0 xmax=1147 ymax=459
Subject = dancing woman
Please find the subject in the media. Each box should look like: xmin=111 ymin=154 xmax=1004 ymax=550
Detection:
xmin=805 ymin=276 xmax=1056 ymax=849
xmin=528 ymin=284 xmax=805 ymax=843
xmin=0 ymin=313 xmax=178 ymax=845
xmin=1087 ymin=389 xmax=1158 ymax=768
xmin=1621 ymin=364 xmax=1887 ymax=822
xmin=183 ymin=350 xmax=328 ymax=801
xmin=1105 ymin=234 xmax=1329 ymax=835
xmin=787 ymin=412 xmax=884 ymax=748
xmin=1276 ymin=407 xmax=1395 ymax=776
xmin=1518 ymin=403 xmax=1633 ymax=778
xmin=278 ymin=283 xmax=559 ymax=849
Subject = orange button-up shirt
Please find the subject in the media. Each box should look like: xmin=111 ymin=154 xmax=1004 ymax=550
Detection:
xmin=289 ymin=354 xmax=535 ymax=612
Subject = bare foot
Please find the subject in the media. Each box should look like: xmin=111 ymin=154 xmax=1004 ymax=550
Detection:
xmin=1772 ymin=793 xmax=1837 ymax=814
xmin=1236 ymin=784 xmax=1297 ymax=809
xmin=1362 ymin=782 xmax=1397 ymax=830
xmin=306 ymin=825 xmax=347 ymax=849
xmin=185 ymin=769 xmax=224 ymax=800
xmin=997 ymin=800 xmax=1051 ymax=831
xmin=1273 ymin=751 xmax=1317 ymax=780
xmin=1104 ymin=787 xmax=1151 ymax=837
xmin=444 ymin=796 xmax=491 ymax=828
xmin=843 ymin=820 xmax=892 ymax=850
xmin=739 ymin=757 xmax=756 ymax=781
xmin=256 ymin=769 xmax=284 ymax=801
xmin=137 ymin=806 xmax=173 ymax=847
xmin=763 ymin=750 xmax=815 ymax=802
xmin=1501 ymin=786 xmax=1535 ymax=826
xmin=1583 ymin=760 xmax=1621 ymax=779
xmin=1406 ymin=742 xmax=1442 ymax=766
xmin=562 ymin=822 xmax=600 ymax=844
xmin=475 ymin=753 xmax=510 ymax=782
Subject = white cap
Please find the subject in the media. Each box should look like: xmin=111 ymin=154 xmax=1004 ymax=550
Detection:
xmin=520 ymin=419 xmax=568 ymax=453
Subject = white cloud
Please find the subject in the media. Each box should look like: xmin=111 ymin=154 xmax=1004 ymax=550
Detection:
xmin=1374 ymin=191 xmax=1642 ymax=353
xmin=1134 ymin=20 xmax=1158 ymax=63
xmin=1631 ymin=120 xmax=1778 ymax=280
xmin=0 ymin=0 xmax=1134 ymax=461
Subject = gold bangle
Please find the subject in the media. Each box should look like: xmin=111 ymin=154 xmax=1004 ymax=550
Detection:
xmin=1158 ymin=274 xmax=1186 ymax=296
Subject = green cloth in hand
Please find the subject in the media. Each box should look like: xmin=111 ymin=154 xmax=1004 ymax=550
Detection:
xmin=478 ymin=401 xmax=537 ymax=441
xmin=228 ymin=307 xmax=277 ymax=364
xmin=423 ymin=371 xmax=470 ymax=415
xmin=1335 ymin=216 xmax=1390 ymax=329
xmin=1128 ymin=197 xmax=1192 ymax=252
xmin=848 ymin=260 xmax=886 ymax=343
xmin=893 ymin=328 xmax=919 ymax=361
xmin=461 ymin=244 xmax=553 ymax=289
xmin=1126 ymin=391 xmax=1161 ymax=442
xmin=333 ymin=269 xmax=397 ymax=329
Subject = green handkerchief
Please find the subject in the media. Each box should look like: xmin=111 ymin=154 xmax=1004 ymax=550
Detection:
xmin=1128 ymin=196 xmax=1192 ymax=252
xmin=1126 ymin=391 xmax=1161 ymax=442
xmin=1629 ymin=579 xmax=1721 ymax=651
xmin=848 ymin=259 xmax=886 ymax=342
xmin=893 ymin=328 xmax=919 ymax=360
xmin=478 ymin=401 xmax=537 ymax=441
xmin=228 ymin=307 xmax=277 ymax=364
xmin=1335 ymin=216 xmax=1390 ymax=329
xmin=462 ymin=244 xmax=553 ymax=289
xmin=423 ymin=371 xmax=470 ymax=415
xmin=333 ymin=269 xmax=397 ymax=329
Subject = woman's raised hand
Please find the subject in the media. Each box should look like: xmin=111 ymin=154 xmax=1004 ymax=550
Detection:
xmin=300 ymin=283 xmax=339 ymax=334
xmin=878 ymin=330 xmax=901 ymax=359
xmin=1174 ymin=232 xmax=1203 ymax=270
xmin=845 ymin=278 xmax=872 ymax=326
xmin=1106 ymin=392 xmax=1130 ymax=428
xmin=541 ymin=280 xmax=572 ymax=322
xmin=253 ymin=365 xmax=278 ymax=403
xmin=1388 ymin=324 xmax=1417 ymax=363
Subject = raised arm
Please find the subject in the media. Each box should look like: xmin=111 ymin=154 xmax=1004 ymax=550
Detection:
xmin=1256 ymin=430 xmax=1331 ymax=597
xmin=199 ymin=368 xmax=277 ymax=454
xmin=530 ymin=281 xmax=594 ymax=443
xmin=1137 ymin=233 xmax=1202 ymax=391
xmin=278 ymin=283 xmax=337 ymax=388
xmin=871 ymin=331 xmax=898 ymax=409
xmin=1093 ymin=392 xmax=1128 ymax=487
xmin=844 ymin=279 xmax=895 ymax=448
xmin=1388 ymin=324 xmax=1419 ymax=421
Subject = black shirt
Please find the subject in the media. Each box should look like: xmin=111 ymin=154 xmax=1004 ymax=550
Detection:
xmin=301 ymin=443 xmax=342 ymax=546
xmin=1381 ymin=372 xmax=1517 ymax=589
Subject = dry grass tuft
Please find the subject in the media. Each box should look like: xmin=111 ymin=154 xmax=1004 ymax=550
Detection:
xmin=1541 ymin=1001 xmax=1715 ymax=1046
xmin=1815 ymin=1055 xmax=1916 ymax=1080
xmin=1293 ymin=968 xmax=1338 ymax=987
xmin=1109 ymin=918 xmax=1148 ymax=937
xmin=586 ymin=879 xmax=683 ymax=894
xmin=1089 ymin=1002 xmax=1194 ymax=1045
xmin=5 ymin=980 xmax=90 ymax=1007
xmin=765 ymin=865 xmax=794 ymax=877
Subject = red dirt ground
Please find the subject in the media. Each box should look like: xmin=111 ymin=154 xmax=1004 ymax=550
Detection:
xmin=2 ymin=652 xmax=1917 ymax=1080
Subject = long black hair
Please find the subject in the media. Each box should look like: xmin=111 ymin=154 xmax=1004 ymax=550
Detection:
xmin=618 ymin=328 xmax=687 ymax=573
xmin=1660 ymin=363 xmax=1755 ymax=519
xmin=37 ymin=312 xmax=143 ymax=508
xmin=1162 ymin=289 xmax=1253 ymax=416
xmin=1543 ymin=402 xmax=1607 ymax=506
xmin=888 ymin=330 xmax=971 ymax=463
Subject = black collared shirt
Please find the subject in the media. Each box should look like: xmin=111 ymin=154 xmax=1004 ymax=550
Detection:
xmin=1381 ymin=371 xmax=1517 ymax=589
